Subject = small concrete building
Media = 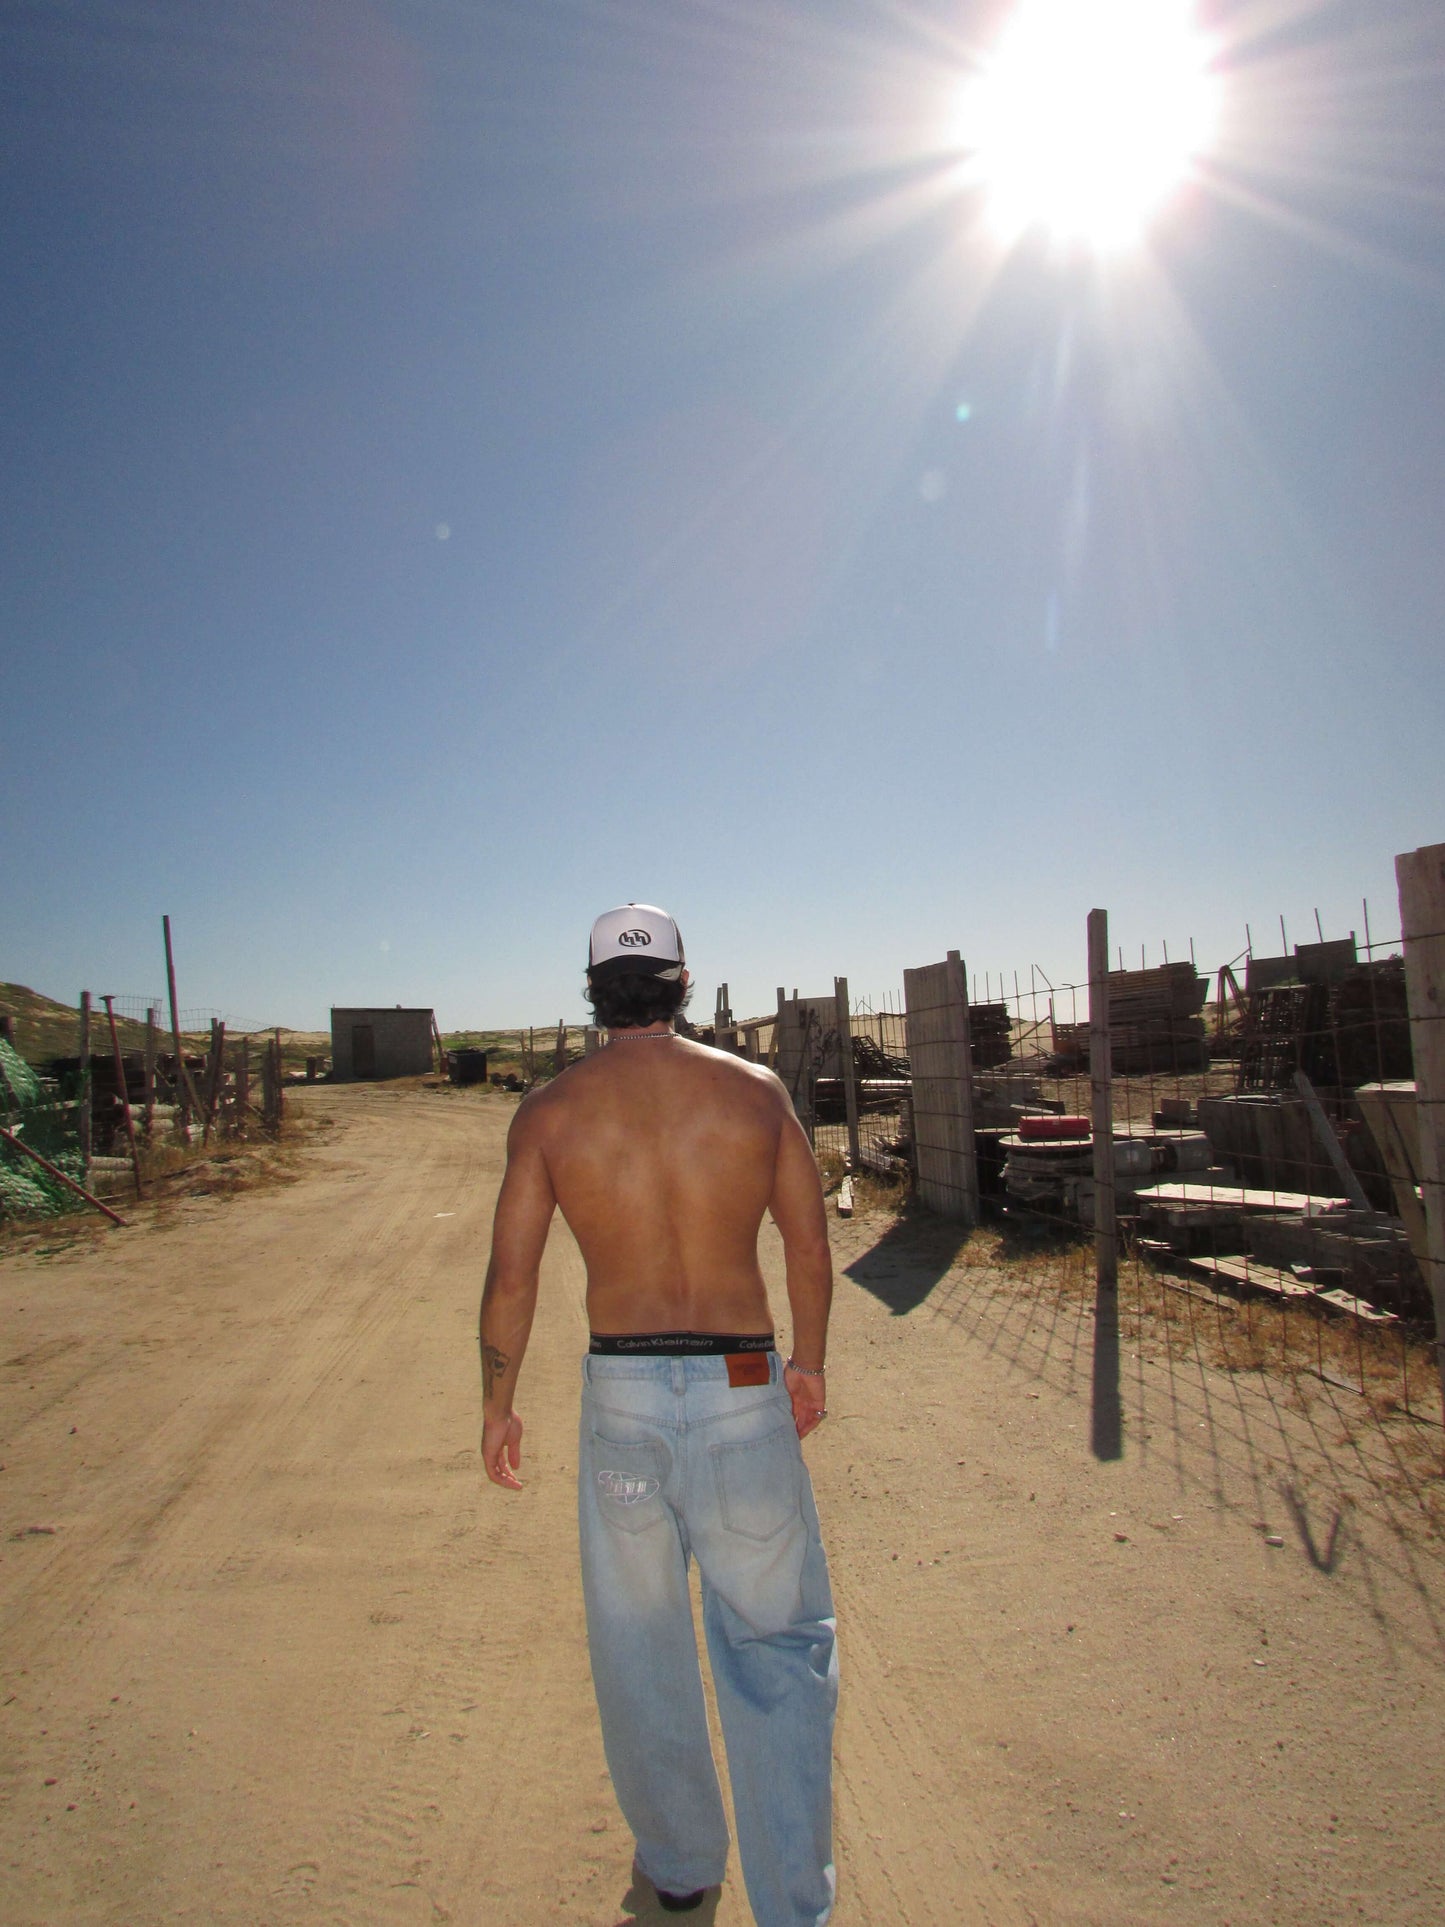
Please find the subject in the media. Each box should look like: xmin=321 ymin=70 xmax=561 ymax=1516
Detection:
xmin=330 ymin=1006 xmax=435 ymax=1082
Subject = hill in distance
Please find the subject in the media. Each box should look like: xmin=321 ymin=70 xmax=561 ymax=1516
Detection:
xmin=0 ymin=984 xmax=330 ymax=1068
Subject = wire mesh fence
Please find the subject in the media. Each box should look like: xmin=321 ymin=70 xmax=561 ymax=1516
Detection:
xmin=719 ymin=885 xmax=1439 ymax=1451
xmin=963 ymin=918 xmax=1434 ymax=1439
xmin=1 ymin=993 xmax=292 ymax=1224
xmin=106 ymin=995 xmax=276 ymax=1038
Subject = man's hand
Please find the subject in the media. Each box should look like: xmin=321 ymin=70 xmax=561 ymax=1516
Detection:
xmin=481 ymin=1411 xmax=524 ymax=1489
xmin=783 ymin=1365 xmax=826 ymax=1442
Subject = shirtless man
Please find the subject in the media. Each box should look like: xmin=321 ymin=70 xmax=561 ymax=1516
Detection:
xmin=479 ymin=904 xmax=837 ymax=1926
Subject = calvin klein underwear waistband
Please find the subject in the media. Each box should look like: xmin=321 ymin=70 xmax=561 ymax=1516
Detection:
xmin=588 ymin=1330 xmax=777 ymax=1356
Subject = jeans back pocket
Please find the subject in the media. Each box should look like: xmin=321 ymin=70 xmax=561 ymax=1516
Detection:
xmin=590 ymin=1431 xmax=669 ymax=1535
xmin=709 ymin=1420 xmax=801 ymax=1543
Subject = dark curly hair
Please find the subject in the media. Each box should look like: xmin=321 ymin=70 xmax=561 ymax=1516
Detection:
xmin=585 ymin=970 xmax=692 ymax=1031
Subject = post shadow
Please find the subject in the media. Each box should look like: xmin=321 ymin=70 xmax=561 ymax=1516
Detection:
xmin=1280 ymin=1482 xmax=1346 ymax=1573
xmin=842 ymin=1209 xmax=972 ymax=1316
xmin=1090 ymin=1276 xmax=1123 ymax=1461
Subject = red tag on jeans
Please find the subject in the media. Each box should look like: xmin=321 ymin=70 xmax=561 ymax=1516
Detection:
xmin=725 ymin=1353 xmax=770 ymax=1387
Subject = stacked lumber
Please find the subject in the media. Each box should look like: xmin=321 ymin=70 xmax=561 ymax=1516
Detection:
xmin=1105 ymin=963 xmax=1209 ymax=1072
xmin=1327 ymin=960 xmax=1412 ymax=1087
xmin=1237 ymin=960 xmax=1412 ymax=1093
xmin=1047 ymin=966 xmax=1208 ymax=1073
xmin=968 ymin=1002 xmax=1012 ymax=1069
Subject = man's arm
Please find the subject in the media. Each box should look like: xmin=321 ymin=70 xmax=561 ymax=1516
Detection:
xmin=766 ymin=1090 xmax=833 ymax=1440
xmin=478 ymin=1100 xmax=557 ymax=1489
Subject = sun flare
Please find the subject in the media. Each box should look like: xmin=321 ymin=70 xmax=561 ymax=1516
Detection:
xmin=958 ymin=0 xmax=1219 ymax=250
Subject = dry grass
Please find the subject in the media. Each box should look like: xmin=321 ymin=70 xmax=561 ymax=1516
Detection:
xmin=814 ymin=1147 xmax=909 ymax=1218
xmin=964 ymin=1218 xmax=1440 ymax=1438
xmin=1118 ymin=1255 xmax=1445 ymax=1513
xmin=854 ymin=1208 xmax=1445 ymax=1529
xmin=0 ymin=1110 xmax=335 ymax=1254
xmin=850 ymin=1170 xmax=909 ymax=1215
xmin=816 ymin=1149 xmax=846 ymax=1191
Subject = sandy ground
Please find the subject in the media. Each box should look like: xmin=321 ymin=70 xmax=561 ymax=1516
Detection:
xmin=2 ymin=1083 xmax=1443 ymax=1926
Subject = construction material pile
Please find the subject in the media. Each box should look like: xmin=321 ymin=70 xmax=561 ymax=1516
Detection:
xmin=1049 ymin=964 xmax=1209 ymax=1073
xmin=1238 ymin=960 xmax=1412 ymax=1093
xmin=850 ymin=1033 xmax=909 ymax=1080
xmin=1001 ymin=1118 xmax=1216 ymax=1215
xmin=968 ymin=1003 xmax=1012 ymax=1069
xmin=1106 ymin=963 xmax=1210 ymax=1072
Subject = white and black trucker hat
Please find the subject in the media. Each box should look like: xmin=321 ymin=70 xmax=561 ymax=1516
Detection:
xmin=587 ymin=904 xmax=685 ymax=981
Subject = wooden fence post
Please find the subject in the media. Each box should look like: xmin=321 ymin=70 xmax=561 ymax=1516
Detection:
xmin=713 ymin=983 xmax=736 ymax=1053
xmin=143 ymin=1005 xmax=158 ymax=1139
xmin=1088 ymin=909 xmax=1117 ymax=1292
xmin=835 ymin=975 xmax=861 ymax=1171
xmin=202 ymin=1020 xmax=227 ymax=1146
xmin=102 ymin=995 xmax=143 ymax=1200
xmin=1088 ymin=909 xmax=1123 ymax=1461
xmin=78 ymin=991 xmax=92 ymax=1179
xmin=162 ymin=916 xmax=203 ymax=1135
xmin=1396 ymin=841 xmax=1445 ymax=1423
xmin=164 ymin=914 xmax=186 ymax=1135
xmin=261 ymin=1034 xmax=284 ymax=1135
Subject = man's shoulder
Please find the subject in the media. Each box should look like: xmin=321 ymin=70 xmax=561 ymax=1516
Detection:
xmin=706 ymin=1050 xmax=787 ymax=1094
xmin=685 ymin=1046 xmax=792 ymax=1115
xmin=509 ymin=1071 xmax=579 ymax=1135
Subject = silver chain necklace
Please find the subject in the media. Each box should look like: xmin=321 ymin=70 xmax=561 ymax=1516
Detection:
xmin=607 ymin=1029 xmax=676 ymax=1042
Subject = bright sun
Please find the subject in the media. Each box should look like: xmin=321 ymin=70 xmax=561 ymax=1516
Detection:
xmin=958 ymin=0 xmax=1219 ymax=250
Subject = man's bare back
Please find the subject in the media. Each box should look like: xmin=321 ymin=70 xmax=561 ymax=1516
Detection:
xmin=519 ymin=1035 xmax=795 ymax=1335
xmin=479 ymin=1024 xmax=831 ymax=1487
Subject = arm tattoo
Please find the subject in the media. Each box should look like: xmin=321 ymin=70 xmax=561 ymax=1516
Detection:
xmin=481 ymin=1341 xmax=510 ymax=1402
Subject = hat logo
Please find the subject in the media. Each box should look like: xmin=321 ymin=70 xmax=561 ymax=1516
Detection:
xmin=617 ymin=928 xmax=652 ymax=947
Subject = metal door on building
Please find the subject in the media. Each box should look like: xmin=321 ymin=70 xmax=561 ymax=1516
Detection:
xmin=351 ymin=1024 xmax=376 ymax=1079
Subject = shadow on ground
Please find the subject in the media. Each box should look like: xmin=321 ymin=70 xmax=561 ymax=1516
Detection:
xmin=615 ymin=1868 xmax=721 ymax=1923
xmin=841 ymin=1205 xmax=972 ymax=1315
xmin=840 ymin=1212 xmax=1445 ymax=1664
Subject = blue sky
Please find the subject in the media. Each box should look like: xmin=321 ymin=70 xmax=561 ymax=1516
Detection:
xmin=3 ymin=0 xmax=1442 ymax=1031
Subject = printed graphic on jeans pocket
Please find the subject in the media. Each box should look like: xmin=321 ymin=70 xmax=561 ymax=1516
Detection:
xmin=596 ymin=1469 xmax=661 ymax=1505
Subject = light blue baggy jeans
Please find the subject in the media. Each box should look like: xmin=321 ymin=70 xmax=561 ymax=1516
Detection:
xmin=578 ymin=1352 xmax=838 ymax=1926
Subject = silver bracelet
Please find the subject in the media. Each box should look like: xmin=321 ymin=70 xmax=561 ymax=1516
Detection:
xmin=785 ymin=1354 xmax=826 ymax=1377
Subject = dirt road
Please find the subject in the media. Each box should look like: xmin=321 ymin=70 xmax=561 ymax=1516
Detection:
xmin=2 ymin=1085 xmax=1442 ymax=1924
